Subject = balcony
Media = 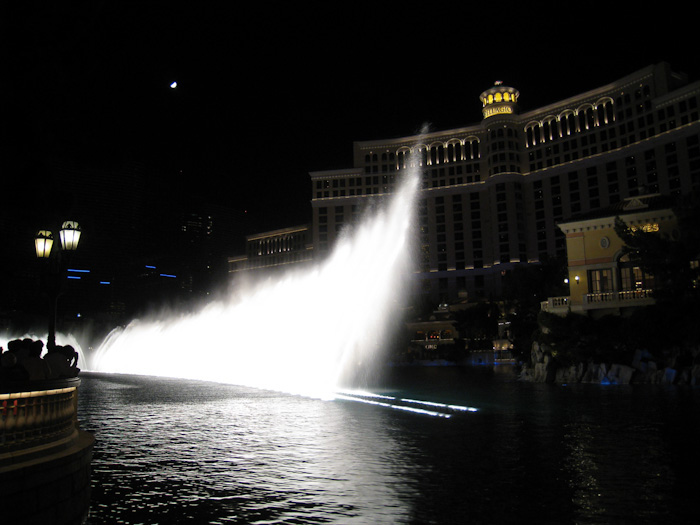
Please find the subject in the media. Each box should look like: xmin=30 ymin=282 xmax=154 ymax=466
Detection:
xmin=541 ymin=289 xmax=655 ymax=316
xmin=540 ymin=296 xmax=571 ymax=315
xmin=585 ymin=288 xmax=654 ymax=306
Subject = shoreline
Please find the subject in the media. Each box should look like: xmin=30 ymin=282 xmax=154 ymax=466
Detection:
xmin=519 ymin=342 xmax=700 ymax=385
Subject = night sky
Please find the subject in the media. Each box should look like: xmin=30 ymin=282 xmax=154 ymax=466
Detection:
xmin=4 ymin=2 xmax=698 ymax=234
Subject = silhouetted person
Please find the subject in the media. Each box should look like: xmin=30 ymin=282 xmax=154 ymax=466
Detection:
xmin=7 ymin=339 xmax=30 ymax=363
xmin=21 ymin=339 xmax=51 ymax=380
xmin=45 ymin=345 xmax=80 ymax=378
xmin=61 ymin=345 xmax=79 ymax=368
xmin=1 ymin=349 xmax=27 ymax=381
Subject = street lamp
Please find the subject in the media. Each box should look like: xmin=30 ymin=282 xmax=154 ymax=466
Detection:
xmin=59 ymin=221 xmax=82 ymax=252
xmin=35 ymin=222 xmax=82 ymax=258
xmin=35 ymin=230 xmax=54 ymax=258
xmin=35 ymin=221 xmax=82 ymax=350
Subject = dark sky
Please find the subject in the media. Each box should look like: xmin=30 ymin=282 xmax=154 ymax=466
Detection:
xmin=4 ymin=2 xmax=699 ymax=233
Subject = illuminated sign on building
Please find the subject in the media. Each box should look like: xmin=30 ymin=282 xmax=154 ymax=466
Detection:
xmin=483 ymin=105 xmax=514 ymax=118
xmin=629 ymin=223 xmax=660 ymax=233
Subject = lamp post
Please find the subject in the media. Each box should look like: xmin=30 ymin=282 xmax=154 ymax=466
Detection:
xmin=35 ymin=221 xmax=82 ymax=350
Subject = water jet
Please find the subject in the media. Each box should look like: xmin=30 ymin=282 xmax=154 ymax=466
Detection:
xmin=91 ymin=166 xmax=420 ymax=399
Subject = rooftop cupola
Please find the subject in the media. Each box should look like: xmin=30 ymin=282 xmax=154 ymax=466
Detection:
xmin=480 ymin=81 xmax=519 ymax=120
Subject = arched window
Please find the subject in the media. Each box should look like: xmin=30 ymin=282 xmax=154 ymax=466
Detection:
xmin=577 ymin=110 xmax=586 ymax=131
xmin=470 ymin=139 xmax=480 ymax=159
xmin=525 ymin=125 xmax=535 ymax=147
xmin=446 ymin=140 xmax=462 ymax=162
xmin=587 ymin=107 xmax=597 ymax=129
xmin=430 ymin=143 xmax=444 ymax=165
xmin=560 ymin=111 xmax=576 ymax=136
xmin=397 ymin=147 xmax=411 ymax=170
xmin=543 ymin=118 xmax=558 ymax=141
xmin=596 ymin=104 xmax=606 ymax=126
xmin=415 ymin=145 xmax=429 ymax=166
xmin=577 ymin=105 xmax=596 ymax=130
xmin=597 ymin=98 xmax=615 ymax=125
xmin=525 ymin=123 xmax=541 ymax=146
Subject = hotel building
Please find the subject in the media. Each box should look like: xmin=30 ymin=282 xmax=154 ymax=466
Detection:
xmin=228 ymin=224 xmax=313 ymax=277
xmin=309 ymin=63 xmax=700 ymax=303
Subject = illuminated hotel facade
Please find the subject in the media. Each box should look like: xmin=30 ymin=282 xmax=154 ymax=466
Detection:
xmin=309 ymin=63 xmax=700 ymax=302
xmin=228 ymin=224 xmax=313 ymax=276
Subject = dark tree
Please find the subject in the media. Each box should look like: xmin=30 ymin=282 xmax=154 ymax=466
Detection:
xmin=614 ymin=195 xmax=700 ymax=302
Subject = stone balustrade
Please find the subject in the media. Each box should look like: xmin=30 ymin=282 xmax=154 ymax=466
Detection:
xmin=585 ymin=289 xmax=653 ymax=304
xmin=0 ymin=377 xmax=93 ymax=525
xmin=1 ymin=378 xmax=80 ymax=457
xmin=541 ymin=289 xmax=655 ymax=315
xmin=540 ymin=296 xmax=571 ymax=313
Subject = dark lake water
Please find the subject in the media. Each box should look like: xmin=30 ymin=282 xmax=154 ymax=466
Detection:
xmin=78 ymin=367 xmax=700 ymax=524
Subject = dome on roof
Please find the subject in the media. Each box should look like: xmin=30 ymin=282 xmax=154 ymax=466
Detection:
xmin=479 ymin=82 xmax=520 ymax=120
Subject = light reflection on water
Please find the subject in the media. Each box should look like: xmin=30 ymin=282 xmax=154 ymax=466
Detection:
xmin=79 ymin=369 xmax=700 ymax=524
xmin=80 ymin=373 xmax=424 ymax=524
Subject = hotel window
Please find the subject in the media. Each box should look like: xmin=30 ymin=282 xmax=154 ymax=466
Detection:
xmin=619 ymin=254 xmax=655 ymax=290
xmin=588 ymin=269 xmax=613 ymax=293
xmin=620 ymin=265 xmax=648 ymax=291
xmin=551 ymin=175 xmax=560 ymax=191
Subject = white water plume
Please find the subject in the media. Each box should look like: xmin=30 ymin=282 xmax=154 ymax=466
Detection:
xmin=91 ymin=168 xmax=419 ymax=399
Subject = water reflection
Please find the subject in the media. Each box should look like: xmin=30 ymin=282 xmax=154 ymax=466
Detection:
xmin=561 ymin=389 xmax=676 ymax=523
xmin=80 ymin=373 xmax=424 ymax=523
xmin=79 ymin=370 xmax=700 ymax=524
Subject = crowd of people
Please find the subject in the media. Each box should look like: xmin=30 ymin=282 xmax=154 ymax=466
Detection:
xmin=0 ymin=338 xmax=80 ymax=382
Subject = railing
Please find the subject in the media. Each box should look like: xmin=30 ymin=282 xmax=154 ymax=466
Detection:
xmin=0 ymin=378 xmax=81 ymax=455
xmin=540 ymin=296 xmax=570 ymax=313
xmin=542 ymin=290 xmax=655 ymax=314
xmin=585 ymin=289 xmax=654 ymax=305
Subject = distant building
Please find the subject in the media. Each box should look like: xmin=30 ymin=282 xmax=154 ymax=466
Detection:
xmin=228 ymin=224 xmax=313 ymax=277
xmin=405 ymin=303 xmax=459 ymax=362
xmin=309 ymin=63 xmax=700 ymax=303
xmin=541 ymin=194 xmax=678 ymax=317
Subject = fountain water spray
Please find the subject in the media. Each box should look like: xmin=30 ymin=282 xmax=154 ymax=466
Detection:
xmin=92 ymin=164 xmax=420 ymax=399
